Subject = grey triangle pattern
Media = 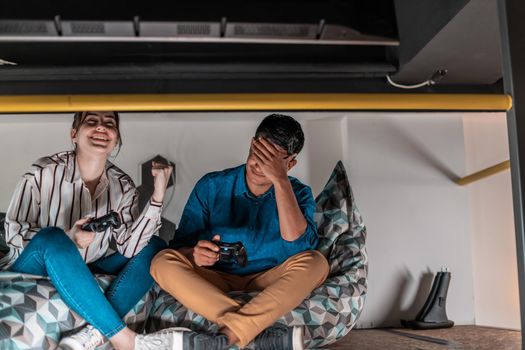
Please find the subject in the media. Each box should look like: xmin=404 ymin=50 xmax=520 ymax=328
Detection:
xmin=0 ymin=272 xmax=155 ymax=349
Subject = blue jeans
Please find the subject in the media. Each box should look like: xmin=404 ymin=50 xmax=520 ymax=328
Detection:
xmin=10 ymin=227 xmax=166 ymax=338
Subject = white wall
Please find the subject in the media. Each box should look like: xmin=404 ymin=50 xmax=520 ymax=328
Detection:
xmin=0 ymin=112 xmax=332 ymax=227
xmin=463 ymin=113 xmax=520 ymax=329
xmin=0 ymin=114 xmax=73 ymax=208
xmin=1 ymin=111 xmax=506 ymax=329
xmin=302 ymin=117 xmax=345 ymax=195
xmin=342 ymin=113 xmax=475 ymax=327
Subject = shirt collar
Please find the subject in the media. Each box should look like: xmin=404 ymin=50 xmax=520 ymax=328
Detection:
xmin=235 ymin=164 xmax=275 ymax=199
xmin=65 ymin=151 xmax=80 ymax=183
xmin=92 ymin=173 xmax=109 ymax=200
xmin=234 ymin=164 xmax=248 ymax=196
xmin=65 ymin=151 xmax=111 ymax=189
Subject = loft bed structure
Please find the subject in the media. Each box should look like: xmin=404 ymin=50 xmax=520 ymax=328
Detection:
xmin=0 ymin=0 xmax=525 ymax=348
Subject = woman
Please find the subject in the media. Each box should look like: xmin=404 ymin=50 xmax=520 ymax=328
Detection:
xmin=1 ymin=111 xmax=172 ymax=350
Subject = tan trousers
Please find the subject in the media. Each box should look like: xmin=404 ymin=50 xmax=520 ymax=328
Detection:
xmin=150 ymin=249 xmax=329 ymax=347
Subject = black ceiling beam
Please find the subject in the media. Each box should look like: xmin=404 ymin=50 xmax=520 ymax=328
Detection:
xmin=498 ymin=1 xmax=525 ymax=349
xmin=0 ymin=41 xmax=392 ymax=66
xmin=0 ymin=76 xmax=502 ymax=95
xmin=0 ymin=63 xmax=396 ymax=80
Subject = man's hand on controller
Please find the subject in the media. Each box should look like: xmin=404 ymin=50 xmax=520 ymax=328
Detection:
xmin=193 ymin=234 xmax=221 ymax=267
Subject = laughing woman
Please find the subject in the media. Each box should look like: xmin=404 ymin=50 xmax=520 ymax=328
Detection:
xmin=0 ymin=111 xmax=172 ymax=350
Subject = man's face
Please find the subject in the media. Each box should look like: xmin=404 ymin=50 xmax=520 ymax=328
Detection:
xmin=245 ymin=138 xmax=294 ymax=188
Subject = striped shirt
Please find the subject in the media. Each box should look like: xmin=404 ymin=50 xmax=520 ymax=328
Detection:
xmin=1 ymin=151 xmax=162 ymax=269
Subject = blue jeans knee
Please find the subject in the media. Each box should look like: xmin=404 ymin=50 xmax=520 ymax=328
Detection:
xmin=30 ymin=227 xmax=74 ymax=249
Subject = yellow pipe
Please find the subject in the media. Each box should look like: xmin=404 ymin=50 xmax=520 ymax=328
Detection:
xmin=457 ymin=160 xmax=511 ymax=186
xmin=0 ymin=93 xmax=513 ymax=113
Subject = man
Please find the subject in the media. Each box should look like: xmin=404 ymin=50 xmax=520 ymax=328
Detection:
xmin=148 ymin=114 xmax=329 ymax=350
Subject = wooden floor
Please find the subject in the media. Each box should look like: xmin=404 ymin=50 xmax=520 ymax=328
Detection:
xmin=324 ymin=326 xmax=521 ymax=350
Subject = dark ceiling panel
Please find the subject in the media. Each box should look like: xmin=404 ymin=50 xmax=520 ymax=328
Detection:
xmin=0 ymin=0 xmax=397 ymax=38
xmin=394 ymin=0 xmax=469 ymax=67
xmin=0 ymin=0 xmax=401 ymax=94
xmin=0 ymin=77 xmax=502 ymax=95
xmin=0 ymin=0 xmax=505 ymax=93
xmin=0 ymin=42 xmax=392 ymax=66
xmin=393 ymin=0 xmax=502 ymax=85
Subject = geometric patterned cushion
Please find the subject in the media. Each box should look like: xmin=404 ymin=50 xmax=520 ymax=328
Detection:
xmin=0 ymin=272 xmax=156 ymax=350
xmin=147 ymin=161 xmax=368 ymax=348
xmin=311 ymin=160 xmax=368 ymax=345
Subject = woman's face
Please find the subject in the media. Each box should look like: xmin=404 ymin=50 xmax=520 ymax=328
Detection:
xmin=71 ymin=112 xmax=119 ymax=156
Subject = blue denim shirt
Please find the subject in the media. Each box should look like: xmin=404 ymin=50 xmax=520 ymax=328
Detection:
xmin=170 ymin=164 xmax=318 ymax=275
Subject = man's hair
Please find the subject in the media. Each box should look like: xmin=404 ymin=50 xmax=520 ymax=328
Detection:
xmin=72 ymin=111 xmax=122 ymax=149
xmin=255 ymin=114 xmax=305 ymax=156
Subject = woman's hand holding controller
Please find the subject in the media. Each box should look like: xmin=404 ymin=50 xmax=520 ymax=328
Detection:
xmin=68 ymin=217 xmax=96 ymax=249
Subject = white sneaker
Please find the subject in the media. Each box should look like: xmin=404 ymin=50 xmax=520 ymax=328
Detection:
xmin=135 ymin=327 xmax=191 ymax=350
xmin=135 ymin=327 xmax=232 ymax=350
xmin=59 ymin=325 xmax=105 ymax=350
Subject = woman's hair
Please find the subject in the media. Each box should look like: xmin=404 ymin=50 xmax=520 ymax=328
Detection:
xmin=72 ymin=111 xmax=123 ymax=152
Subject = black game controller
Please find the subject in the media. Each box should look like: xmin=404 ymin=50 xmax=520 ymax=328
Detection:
xmin=81 ymin=211 xmax=122 ymax=232
xmin=215 ymin=241 xmax=248 ymax=267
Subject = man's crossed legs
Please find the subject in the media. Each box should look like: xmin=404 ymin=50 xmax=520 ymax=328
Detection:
xmin=150 ymin=249 xmax=329 ymax=349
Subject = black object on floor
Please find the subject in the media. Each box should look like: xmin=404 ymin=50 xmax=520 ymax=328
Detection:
xmin=383 ymin=329 xmax=454 ymax=346
xmin=401 ymin=271 xmax=454 ymax=330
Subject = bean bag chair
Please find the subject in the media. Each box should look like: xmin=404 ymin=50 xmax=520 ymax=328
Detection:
xmin=0 ymin=271 xmax=156 ymax=350
xmin=146 ymin=161 xmax=368 ymax=348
